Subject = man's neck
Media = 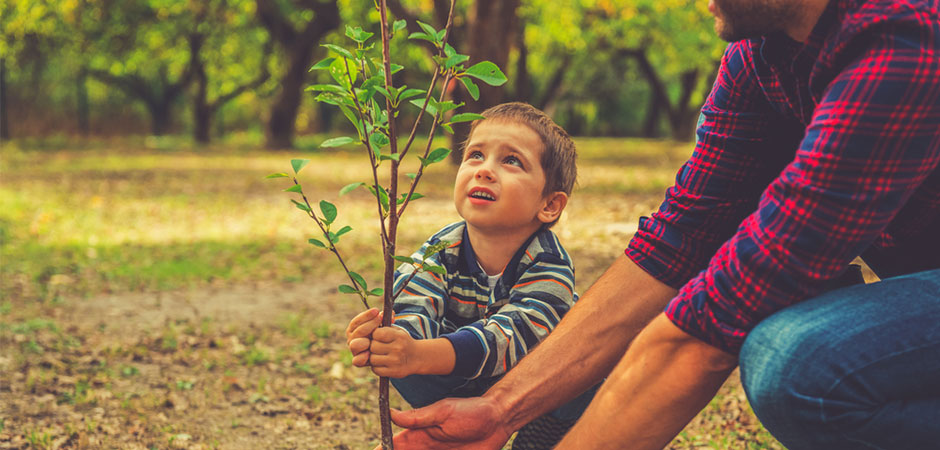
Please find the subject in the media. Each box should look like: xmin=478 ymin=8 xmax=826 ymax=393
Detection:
xmin=785 ymin=0 xmax=830 ymax=42
xmin=466 ymin=223 xmax=540 ymax=276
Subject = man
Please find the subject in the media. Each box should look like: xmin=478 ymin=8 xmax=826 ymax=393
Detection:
xmin=387 ymin=0 xmax=940 ymax=448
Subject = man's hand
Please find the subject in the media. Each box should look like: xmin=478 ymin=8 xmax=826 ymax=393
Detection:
xmin=345 ymin=308 xmax=382 ymax=368
xmin=381 ymin=397 xmax=514 ymax=450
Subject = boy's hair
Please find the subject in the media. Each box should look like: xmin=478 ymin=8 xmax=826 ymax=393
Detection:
xmin=466 ymin=102 xmax=577 ymax=197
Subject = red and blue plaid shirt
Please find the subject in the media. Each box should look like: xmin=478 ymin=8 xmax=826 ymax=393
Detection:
xmin=626 ymin=0 xmax=940 ymax=354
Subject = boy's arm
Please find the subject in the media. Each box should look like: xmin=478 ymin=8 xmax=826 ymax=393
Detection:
xmin=443 ymin=251 xmax=576 ymax=380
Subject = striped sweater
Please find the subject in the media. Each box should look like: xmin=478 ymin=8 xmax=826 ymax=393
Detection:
xmin=392 ymin=221 xmax=578 ymax=379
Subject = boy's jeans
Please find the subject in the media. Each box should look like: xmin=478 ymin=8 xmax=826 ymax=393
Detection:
xmin=392 ymin=372 xmax=599 ymax=423
xmin=739 ymin=268 xmax=940 ymax=449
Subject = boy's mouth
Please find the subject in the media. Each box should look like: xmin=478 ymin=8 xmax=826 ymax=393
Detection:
xmin=468 ymin=187 xmax=497 ymax=202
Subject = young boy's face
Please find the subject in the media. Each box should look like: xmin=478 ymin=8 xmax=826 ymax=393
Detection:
xmin=454 ymin=120 xmax=551 ymax=235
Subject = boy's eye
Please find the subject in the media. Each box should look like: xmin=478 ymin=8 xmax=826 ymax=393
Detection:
xmin=503 ymin=155 xmax=523 ymax=168
xmin=466 ymin=150 xmax=484 ymax=160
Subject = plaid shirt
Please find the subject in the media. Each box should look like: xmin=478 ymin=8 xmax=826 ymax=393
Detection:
xmin=627 ymin=0 xmax=940 ymax=354
xmin=393 ymin=222 xmax=577 ymax=379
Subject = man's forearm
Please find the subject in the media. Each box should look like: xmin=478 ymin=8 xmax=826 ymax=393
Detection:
xmin=484 ymin=254 xmax=677 ymax=431
xmin=558 ymin=314 xmax=737 ymax=449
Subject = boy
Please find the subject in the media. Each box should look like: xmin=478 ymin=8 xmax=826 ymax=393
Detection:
xmin=345 ymin=102 xmax=594 ymax=448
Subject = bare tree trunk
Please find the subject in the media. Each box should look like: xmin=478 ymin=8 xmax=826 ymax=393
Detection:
xmin=0 ymin=58 xmax=8 ymax=140
xmin=76 ymin=68 xmax=90 ymax=136
xmin=256 ymin=0 xmax=340 ymax=149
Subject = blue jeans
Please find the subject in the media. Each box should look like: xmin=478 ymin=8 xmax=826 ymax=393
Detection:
xmin=739 ymin=269 xmax=940 ymax=449
xmin=392 ymin=373 xmax=599 ymax=422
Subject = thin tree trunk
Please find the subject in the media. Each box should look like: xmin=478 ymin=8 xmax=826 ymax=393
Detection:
xmin=0 ymin=58 xmax=8 ymax=140
xmin=76 ymin=69 xmax=90 ymax=136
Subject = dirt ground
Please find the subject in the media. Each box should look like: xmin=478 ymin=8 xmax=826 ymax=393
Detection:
xmin=1 ymin=279 xmax=780 ymax=450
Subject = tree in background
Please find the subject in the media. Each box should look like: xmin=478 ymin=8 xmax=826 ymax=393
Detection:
xmin=255 ymin=0 xmax=340 ymax=149
xmin=189 ymin=0 xmax=273 ymax=144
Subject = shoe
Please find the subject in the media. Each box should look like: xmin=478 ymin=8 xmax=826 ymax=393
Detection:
xmin=511 ymin=415 xmax=577 ymax=450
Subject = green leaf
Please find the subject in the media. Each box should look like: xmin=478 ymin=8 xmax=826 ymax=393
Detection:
xmin=319 ymin=200 xmax=337 ymax=225
xmin=370 ymin=132 xmax=390 ymax=151
xmin=291 ymin=159 xmax=310 ymax=174
xmin=409 ymin=98 xmax=438 ymax=116
xmin=308 ymin=238 xmax=326 ymax=248
xmin=284 ymin=184 xmax=303 ymax=193
xmin=398 ymin=192 xmax=424 ymax=204
xmin=444 ymin=53 xmax=470 ymax=69
xmin=449 ymin=113 xmax=485 ymax=124
xmin=320 ymin=137 xmax=355 ymax=148
xmin=393 ymin=255 xmax=416 ymax=264
xmin=425 ymin=265 xmax=446 ymax=275
xmin=368 ymin=185 xmax=390 ymax=212
xmin=393 ymin=19 xmax=407 ymax=35
xmin=305 ymin=84 xmax=346 ymax=93
xmin=416 ymin=21 xmax=439 ymax=41
xmin=309 ymin=57 xmax=335 ymax=71
xmin=398 ymin=88 xmax=425 ymax=102
xmin=322 ymin=44 xmax=355 ymax=60
xmin=369 ymin=288 xmax=384 ymax=296
xmin=265 ymin=173 xmax=289 ymax=179
xmin=379 ymin=153 xmax=401 ymax=162
xmin=345 ymin=25 xmax=373 ymax=43
xmin=349 ymin=272 xmax=367 ymax=291
xmin=436 ymin=101 xmax=460 ymax=114
xmin=340 ymin=182 xmax=365 ymax=196
xmin=440 ymin=123 xmax=454 ymax=134
xmin=338 ymin=284 xmax=357 ymax=294
xmin=421 ymin=147 xmax=451 ymax=166
xmin=464 ymin=61 xmax=507 ymax=86
xmin=408 ymin=32 xmax=436 ymax=44
xmin=406 ymin=173 xmax=417 ymax=180
xmin=460 ymin=77 xmax=480 ymax=101
xmin=291 ymin=199 xmax=311 ymax=212
xmin=334 ymin=225 xmax=353 ymax=238
xmin=423 ymin=240 xmax=451 ymax=259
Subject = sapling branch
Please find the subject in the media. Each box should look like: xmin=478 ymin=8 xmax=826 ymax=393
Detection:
xmin=291 ymin=178 xmax=371 ymax=310
xmin=398 ymin=71 xmax=453 ymax=218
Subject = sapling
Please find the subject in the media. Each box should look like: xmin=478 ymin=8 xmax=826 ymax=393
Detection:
xmin=267 ymin=1 xmax=506 ymax=447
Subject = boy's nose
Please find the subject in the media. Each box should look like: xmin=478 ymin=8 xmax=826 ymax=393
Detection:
xmin=475 ymin=166 xmax=495 ymax=181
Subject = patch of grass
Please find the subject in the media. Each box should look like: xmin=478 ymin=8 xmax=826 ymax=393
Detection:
xmin=240 ymin=346 xmax=270 ymax=367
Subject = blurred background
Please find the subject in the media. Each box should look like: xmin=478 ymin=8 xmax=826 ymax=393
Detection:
xmin=1 ymin=0 xmax=724 ymax=146
xmin=0 ymin=1 xmax=789 ymax=449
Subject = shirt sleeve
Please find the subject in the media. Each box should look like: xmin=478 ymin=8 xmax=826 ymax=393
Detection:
xmin=626 ymin=42 xmax=805 ymax=289
xmin=665 ymin=16 xmax=940 ymax=354
xmin=444 ymin=252 xmax=576 ymax=379
xmin=392 ymin=242 xmax=447 ymax=340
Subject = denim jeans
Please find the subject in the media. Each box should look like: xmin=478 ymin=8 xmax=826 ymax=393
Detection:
xmin=392 ymin=372 xmax=599 ymax=422
xmin=739 ymin=269 xmax=940 ymax=449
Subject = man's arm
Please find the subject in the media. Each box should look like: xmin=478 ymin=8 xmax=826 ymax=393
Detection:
xmin=389 ymin=255 xmax=677 ymax=447
xmin=558 ymin=314 xmax=737 ymax=449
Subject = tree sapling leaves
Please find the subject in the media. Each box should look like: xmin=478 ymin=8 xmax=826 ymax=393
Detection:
xmin=464 ymin=61 xmax=507 ymax=86
xmin=321 ymin=44 xmax=355 ymax=60
xmin=292 ymin=199 xmax=311 ymax=212
xmin=393 ymin=255 xmax=416 ymax=264
xmin=409 ymin=98 xmax=437 ymax=116
xmin=320 ymin=137 xmax=355 ymax=148
xmin=349 ymin=272 xmax=368 ymax=291
xmin=340 ymin=182 xmax=365 ymax=196
xmin=309 ymin=238 xmax=327 ymax=248
xmin=424 ymin=265 xmax=446 ymax=275
xmin=392 ymin=19 xmax=407 ymax=35
xmin=334 ymin=225 xmax=353 ymax=238
xmin=460 ymin=77 xmax=480 ymax=101
xmin=319 ymin=201 xmax=337 ymax=225
xmin=291 ymin=159 xmax=310 ymax=174
xmin=309 ymin=57 xmax=335 ymax=71
xmin=338 ymin=284 xmax=357 ymax=294
xmin=420 ymin=148 xmax=451 ymax=166
xmin=284 ymin=184 xmax=303 ymax=193
xmin=448 ymin=113 xmax=485 ymax=124
xmin=265 ymin=172 xmax=289 ymax=179
xmin=369 ymin=288 xmax=384 ymax=296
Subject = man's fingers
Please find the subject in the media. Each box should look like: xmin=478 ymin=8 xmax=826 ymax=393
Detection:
xmin=390 ymin=403 xmax=451 ymax=428
xmin=345 ymin=308 xmax=379 ymax=338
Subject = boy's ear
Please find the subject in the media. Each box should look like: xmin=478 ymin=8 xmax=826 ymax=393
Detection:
xmin=537 ymin=191 xmax=568 ymax=224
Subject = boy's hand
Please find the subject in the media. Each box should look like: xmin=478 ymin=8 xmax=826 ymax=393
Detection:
xmin=345 ymin=308 xmax=382 ymax=368
xmin=369 ymin=326 xmax=423 ymax=378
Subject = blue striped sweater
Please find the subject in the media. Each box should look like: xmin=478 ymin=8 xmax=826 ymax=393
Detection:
xmin=392 ymin=221 xmax=578 ymax=379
